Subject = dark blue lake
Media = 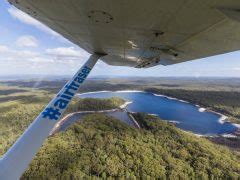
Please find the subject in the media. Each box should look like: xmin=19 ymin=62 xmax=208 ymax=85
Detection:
xmin=77 ymin=91 xmax=237 ymax=135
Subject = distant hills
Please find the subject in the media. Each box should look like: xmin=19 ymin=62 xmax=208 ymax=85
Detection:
xmin=1 ymin=74 xmax=240 ymax=81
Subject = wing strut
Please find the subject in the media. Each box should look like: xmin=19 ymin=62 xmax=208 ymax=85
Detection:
xmin=0 ymin=53 xmax=104 ymax=179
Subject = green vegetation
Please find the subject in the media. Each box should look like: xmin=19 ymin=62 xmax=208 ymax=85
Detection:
xmin=22 ymin=113 xmax=240 ymax=179
xmin=0 ymin=84 xmax=124 ymax=154
xmin=0 ymin=80 xmax=240 ymax=179
xmin=6 ymin=78 xmax=239 ymax=124
xmin=0 ymin=85 xmax=124 ymax=156
xmin=66 ymin=97 xmax=125 ymax=113
xmin=0 ymin=86 xmax=52 ymax=156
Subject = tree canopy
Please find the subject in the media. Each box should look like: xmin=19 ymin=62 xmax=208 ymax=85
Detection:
xmin=23 ymin=113 xmax=240 ymax=179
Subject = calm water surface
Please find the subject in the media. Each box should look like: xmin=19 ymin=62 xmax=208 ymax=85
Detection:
xmin=77 ymin=91 xmax=237 ymax=135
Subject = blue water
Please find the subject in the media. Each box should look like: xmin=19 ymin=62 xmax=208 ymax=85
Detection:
xmin=78 ymin=91 xmax=237 ymax=135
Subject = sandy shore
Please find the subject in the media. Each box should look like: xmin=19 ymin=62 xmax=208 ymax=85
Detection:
xmin=120 ymin=101 xmax=132 ymax=108
xmin=78 ymin=91 xmax=111 ymax=95
xmin=78 ymin=90 xmax=144 ymax=96
xmin=233 ymin=123 xmax=240 ymax=128
xmin=152 ymin=92 xmax=234 ymax=126
xmin=198 ymin=108 xmax=206 ymax=112
xmin=151 ymin=92 xmax=240 ymax=128
xmin=116 ymin=90 xmax=145 ymax=93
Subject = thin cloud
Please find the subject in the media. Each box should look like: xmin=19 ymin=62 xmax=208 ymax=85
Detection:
xmin=233 ymin=67 xmax=240 ymax=71
xmin=16 ymin=35 xmax=38 ymax=47
xmin=0 ymin=44 xmax=89 ymax=65
xmin=0 ymin=44 xmax=89 ymax=75
xmin=8 ymin=7 xmax=59 ymax=36
xmin=45 ymin=47 xmax=89 ymax=60
xmin=0 ymin=45 xmax=9 ymax=53
xmin=0 ymin=45 xmax=38 ymax=60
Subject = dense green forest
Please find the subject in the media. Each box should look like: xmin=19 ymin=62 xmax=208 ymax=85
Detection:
xmin=65 ymin=97 xmax=125 ymax=114
xmin=22 ymin=113 xmax=240 ymax=179
xmin=0 ymin=85 xmax=52 ymax=156
xmin=0 ymin=81 xmax=239 ymax=179
xmin=0 ymin=86 xmax=124 ymax=156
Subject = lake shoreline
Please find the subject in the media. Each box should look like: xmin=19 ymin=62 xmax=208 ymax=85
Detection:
xmin=50 ymin=100 xmax=134 ymax=135
xmin=77 ymin=90 xmax=240 ymax=131
xmin=52 ymin=91 xmax=240 ymax=151
xmin=52 ymin=90 xmax=239 ymax=141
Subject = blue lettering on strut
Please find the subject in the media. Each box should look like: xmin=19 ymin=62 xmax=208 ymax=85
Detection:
xmin=42 ymin=107 xmax=61 ymax=120
xmin=41 ymin=66 xmax=91 ymax=121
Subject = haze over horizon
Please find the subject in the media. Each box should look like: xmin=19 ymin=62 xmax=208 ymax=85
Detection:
xmin=1 ymin=1 xmax=240 ymax=78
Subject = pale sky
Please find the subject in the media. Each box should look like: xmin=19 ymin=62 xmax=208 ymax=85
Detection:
xmin=1 ymin=1 xmax=240 ymax=77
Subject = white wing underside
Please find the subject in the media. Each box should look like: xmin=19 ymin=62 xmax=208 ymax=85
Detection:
xmin=9 ymin=0 xmax=240 ymax=68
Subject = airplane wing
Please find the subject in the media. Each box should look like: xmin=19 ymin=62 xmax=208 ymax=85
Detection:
xmin=2 ymin=1 xmax=240 ymax=179
xmin=8 ymin=0 xmax=240 ymax=68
